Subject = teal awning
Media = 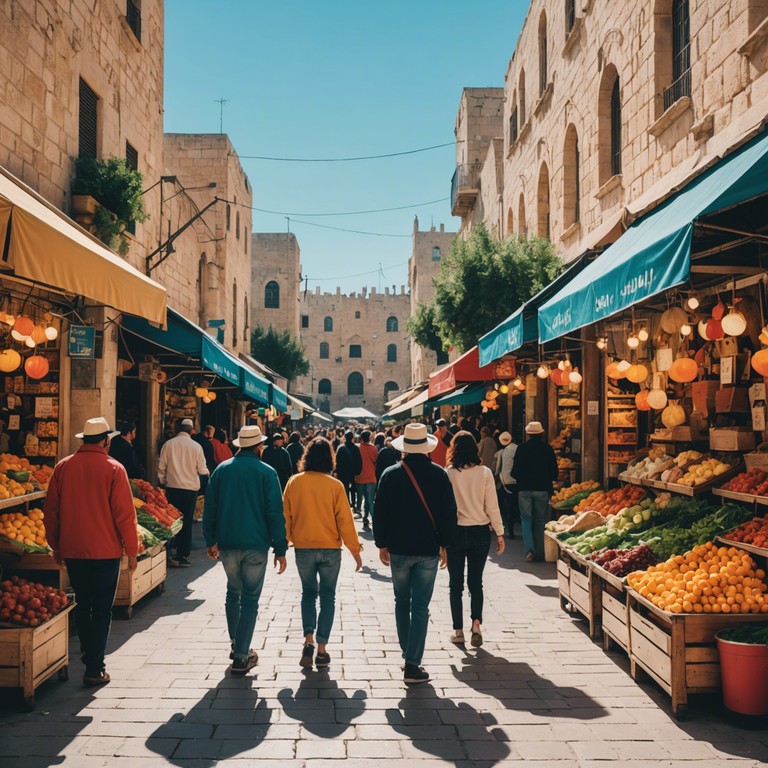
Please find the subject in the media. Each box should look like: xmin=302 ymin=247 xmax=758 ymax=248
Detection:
xmin=270 ymin=384 xmax=289 ymax=412
xmin=538 ymin=128 xmax=768 ymax=343
xmin=241 ymin=368 xmax=270 ymax=404
xmin=201 ymin=335 xmax=241 ymax=386
xmin=429 ymin=382 xmax=487 ymax=407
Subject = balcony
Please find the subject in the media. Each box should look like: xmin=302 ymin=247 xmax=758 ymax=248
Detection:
xmin=450 ymin=163 xmax=480 ymax=217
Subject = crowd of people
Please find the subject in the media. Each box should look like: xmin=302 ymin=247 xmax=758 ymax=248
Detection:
xmin=43 ymin=410 xmax=559 ymax=687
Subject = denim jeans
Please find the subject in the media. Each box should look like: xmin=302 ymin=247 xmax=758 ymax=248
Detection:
xmin=389 ymin=554 xmax=438 ymax=666
xmin=295 ymin=548 xmax=342 ymax=644
xmin=355 ymin=483 xmax=376 ymax=519
xmin=219 ymin=549 xmax=268 ymax=661
xmin=166 ymin=487 xmax=198 ymax=558
xmin=446 ymin=525 xmax=491 ymax=629
xmin=518 ymin=491 xmax=549 ymax=559
xmin=65 ymin=558 xmax=121 ymax=675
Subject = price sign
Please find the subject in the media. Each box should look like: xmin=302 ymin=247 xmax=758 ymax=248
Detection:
xmin=68 ymin=325 xmax=95 ymax=358
xmin=35 ymin=398 xmax=54 ymax=418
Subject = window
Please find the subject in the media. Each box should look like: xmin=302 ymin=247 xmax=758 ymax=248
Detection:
xmin=598 ymin=65 xmax=621 ymax=184
xmin=354 ymin=311 xmax=361 ymax=319
xmin=301 ymin=315 xmax=309 ymax=328
xmin=537 ymin=163 xmax=550 ymax=239
xmin=432 ymin=247 xmax=441 ymax=262
xmin=265 ymin=280 xmax=280 ymax=308
xmin=509 ymin=93 xmax=518 ymax=145
xmin=518 ymin=70 xmax=526 ymax=126
xmin=436 ymin=350 xmax=449 ymax=365
xmin=78 ymin=78 xmax=98 ymax=159
xmin=232 ymin=280 xmax=237 ymax=343
xmin=236 ymin=211 xmax=240 ymax=239
xmin=565 ymin=0 xmax=576 ymax=36
xmin=611 ymin=77 xmax=622 ymax=177
xmin=324 ymin=316 xmax=333 ymax=332
xmin=126 ymin=0 xmax=141 ymax=42
xmin=347 ymin=372 xmax=364 ymax=396
xmin=538 ymin=12 xmax=548 ymax=97
xmin=386 ymin=316 xmax=398 ymax=333
xmin=664 ymin=0 xmax=691 ymax=111
xmin=349 ymin=344 xmax=362 ymax=358
xmin=244 ymin=230 xmax=247 ymax=253
xmin=563 ymin=124 xmax=580 ymax=226
xmin=319 ymin=342 xmax=329 ymax=359
xmin=125 ymin=142 xmax=138 ymax=235
xmin=384 ymin=381 xmax=399 ymax=399
xmin=506 ymin=207 xmax=514 ymax=236
xmin=226 ymin=204 xmax=231 ymax=231
xmin=518 ymin=194 xmax=527 ymax=237
xmin=318 ymin=378 xmax=332 ymax=395
xmin=387 ymin=344 xmax=397 ymax=363
xmin=243 ymin=294 xmax=249 ymax=342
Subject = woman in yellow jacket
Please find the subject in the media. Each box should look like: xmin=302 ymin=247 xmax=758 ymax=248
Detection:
xmin=283 ymin=437 xmax=363 ymax=669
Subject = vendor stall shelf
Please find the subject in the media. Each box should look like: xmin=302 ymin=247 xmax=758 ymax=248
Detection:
xmin=555 ymin=382 xmax=582 ymax=484
xmin=590 ymin=561 xmax=631 ymax=654
xmin=605 ymin=393 xmax=638 ymax=480
xmin=114 ymin=543 xmax=166 ymax=618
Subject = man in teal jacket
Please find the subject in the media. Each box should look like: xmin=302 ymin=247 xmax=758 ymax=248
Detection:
xmin=203 ymin=424 xmax=288 ymax=675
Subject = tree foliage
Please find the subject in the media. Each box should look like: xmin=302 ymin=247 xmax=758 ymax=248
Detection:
xmin=406 ymin=301 xmax=444 ymax=353
xmin=250 ymin=325 xmax=309 ymax=382
xmin=421 ymin=224 xmax=563 ymax=352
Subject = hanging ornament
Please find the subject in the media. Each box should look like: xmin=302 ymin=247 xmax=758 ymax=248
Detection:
xmin=44 ymin=325 xmax=59 ymax=341
xmin=669 ymin=356 xmax=698 ymax=383
xmin=661 ymin=401 xmax=686 ymax=428
xmin=202 ymin=395 xmax=212 ymax=404
xmin=721 ymin=307 xmax=747 ymax=337
xmin=711 ymin=300 xmax=726 ymax=321
xmin=569 ymin=368 xmax=583 ymax=384
xmin=706 ymin=317 xmax=724 ymax=340
xmin=0 ymin=349 xmax=21 ymax=372
xmin=596 ymin=337 xmax=608 ymax=350
xmin=24 ymin=336 xmax=36 ymax=348
xmin=627 ymin=335 xmax=640 ymax=349
xmin=12 ymin=316 xmax=34 ymax=337
xmin=30 ymin=325 xmax=47 ymax=345
xmin=660 ymin=307 xmax=687 ymax=334
xmin=617 ymin=359 xmax=631 ymax=372
xmin=536 ymin=364 xmax=550 ymax=379
xmin=550 ymin=368 xmax=564 ymax=386
xmin=751 ymin=349 xmax=768 ymax=377
xmin=208 ymin=391 xmax=217 ymax=401
xmin=637 ymin=328 xmax=649 ymax=342
xmin=680 ymin=323 xmax=692 ymax=337
xmin=686 ymin=295 xmax=700 ymax=311
xmin=626 ymin=363 xmax=649 ymax=384
xmin=635 ymin=390 xmax=651 ymax=411
xmin=499 ymin=383 xmax=509 ymax=395
xmin=605 ymin=361 xmax=625 ymax=380
xmin=647 ymin=387 xmax=668 ymax=410
xmin=698 ymin=320 xmax=711 ymax=340
xmin=10 ymin=329 xmax=27 ymax=343
xmin=24 ymin=355 xmax=49 ymax=379
xmin=195 ymin=386 xmax=209 ymax=399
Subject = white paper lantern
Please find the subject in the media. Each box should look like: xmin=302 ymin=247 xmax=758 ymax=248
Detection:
xmin=646 ymin=388 xmax=668 ymax=410
xmin=536 ymin=364 xmax=550 ymax=379
xmin=569 ymin=368 xmax=583 ymax=384
xmin=44 ymin=326 xmax=59 ymax=341
xmin=637 ymin=328 xmax=649 ymax=342
xmin=721 ymin=310 xmax=747 ymax=337
xmin=698 ymin=320 xmax=710 ymax=340
xmin=680 ymin=323 xmax=692 ymax=337
xmin=617 ymin=359 xmax=631 ymax=372
xmin=627 ymin=335 xmax=640 ymax=349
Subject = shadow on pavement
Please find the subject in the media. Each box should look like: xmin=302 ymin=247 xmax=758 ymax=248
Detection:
xmin=526 ymin=583 xmax=560 ymax=598
xmin=360 ymin=564 xmax=392 ymax=583
xmin=278 ymin=667 xmax=366 ymax=737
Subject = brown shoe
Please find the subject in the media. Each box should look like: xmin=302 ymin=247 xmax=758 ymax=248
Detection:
xmin=83 ymin=671 xmax=111 ymax=687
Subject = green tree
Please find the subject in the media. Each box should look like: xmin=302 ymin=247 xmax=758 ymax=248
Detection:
xmin=250 ymin=325 xmax=309 ymax=381
xmin=405 ymin=301 xmax=444 ymax=354
xmin=429 ymin=224 xmax=563 ymax=352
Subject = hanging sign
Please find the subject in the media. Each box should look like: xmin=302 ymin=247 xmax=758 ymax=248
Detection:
xmin=68 ymin=325 xmax=95 ymax=358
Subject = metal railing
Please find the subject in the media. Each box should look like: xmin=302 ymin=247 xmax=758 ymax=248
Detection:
xmin=663 ymin=67 xmax=691 ymax=111
xmin=450 ymin=163 xmax=480 ymax=210
xmin=126 ymin=0 xmax=141 ymax=42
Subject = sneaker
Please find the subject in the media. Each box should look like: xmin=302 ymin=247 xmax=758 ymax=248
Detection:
xmin=300 ymin=643 xmax=315 ymax=668
xmin=471 ymin=628 xmax=483 ymax=648
xmin=315 ymin=651 xmax=331 ymax=668
xmin=83 ymin=670 xmax=111 ymax=687
xmin=449 ymin=632 xmax=465 ymax=645
xmin=404 ymin=664 xmax=431 ymax=684
xmin=525 ymin=551 xmax=534 ymax=562
xmin=362 ymin=518 xmax=371 ymax=531
xmin=167 ymin=557 xmax=181 ymax=567
xmin=177 ymin=556 xmax=191 ymax=567
xmin=231 ymin=651 xmax=259 ymax=675
xmin=353 ymin=510 xmax=362 ymax=519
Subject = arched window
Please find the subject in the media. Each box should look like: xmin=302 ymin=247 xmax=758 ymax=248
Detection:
xmin=232 ymin=279 xmax=238 ymax=342
xmin=236 ymin=210 xmax=240 ymax=239
xmin=563 ymin=124 xmax=580 ymax=227
xmin=598 ymin=65 xmax=621 ymax=184
xmin=506 ymin=207 xmax=514 ymax=236
xmin=431 ymin=247 xmax=441 ymax=261
xmin=565 ymin=0 xmax=576 ymax=36
xmin=319 ymin=342 xmax=329 ymax=359
xmin=654 ymin=1 xmax=691 ymax=117
xmin=387 ymin=344 xmax=397 ymax=363
xmin=265 ymin=280 xmax=280 ymax=309
xmin=538 ymin=11 xmax=548 ymax=96
xmin=384 ymin=381 xmax=399 ymax=399
xmin=518 ymin=194 xmax=527 ymax=237
xmin=537 ymin=163 xmax=550 ymax=239
xmin=518 ymin=69 xmax=526 ymax=126
xmin=347 ymin=372 xmax=364 ymax=396
xmin=244 ymin=229 xmax=248 ymax=253
xmin=318 ymin=378 xmax=332 ymax=395
xmin=243 ymin=294 xmax=249 ymax=342
xmin=386 ymin=316 xmax=398 ymax=333
xmin=226 ymin=204 xmax=231 ymax=231
xmin=509 ymin=90 xmax=518 ymax=145
xmin=324 ymin=316 xmax=333 ymax=332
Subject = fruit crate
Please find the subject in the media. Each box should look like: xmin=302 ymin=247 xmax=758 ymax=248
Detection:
xmin=544 ymin=530 xmax=559 ymax=562
xmin=626 ymin=588 xmax=768 ymax=719
xmin=0 ymin=603 xmax=73 ymax=710
xmin=114 ymin=543 xmax=166 ymax=618
xmin=664 ymin=462 xmax=743 ymax=497
xmin=0 ymin=549 xmax=70 ymax=591
xmin=590 ymin=561 xmax=630 ymax=654
xmin=715 ymin=522 xmax=768 ymax=561
xmin=558 ymin=546 xmax=602 ymax=639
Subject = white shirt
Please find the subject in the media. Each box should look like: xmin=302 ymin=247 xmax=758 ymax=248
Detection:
xmin=445 ymin=464 xmax=504 ymax=536
xmin=157 ymin=432 xmax=209 ymax=491
xmin=495 ymin=443 xmax=517 ymax=486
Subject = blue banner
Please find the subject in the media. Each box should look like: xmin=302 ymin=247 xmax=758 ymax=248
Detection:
xmin=201 ymin=335 xmax=240 ymax=386
xmin=270 ymin=384 xmax=289 ymax=412
xmin=479 ymin=310 xmax=523 ymax=367
xmin=242 ymin=369 xmax=270 ymax=405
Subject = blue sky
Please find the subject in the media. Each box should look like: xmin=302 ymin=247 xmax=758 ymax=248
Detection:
xmin=164 ymin=1 xmax=528 ymax=294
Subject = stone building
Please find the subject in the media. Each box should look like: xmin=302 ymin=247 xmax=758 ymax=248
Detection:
xmin=292 ymin=286 xmax=411 ymax=415
xmin=408 ymin=218 xmax=455 ymax=386
xmin=453 ymin=0 xmax=768 ymax=258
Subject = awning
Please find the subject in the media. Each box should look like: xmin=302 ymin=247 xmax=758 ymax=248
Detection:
xmin=386 ymin=387 xmax=430 ymax=417
xmin=428 ymin=346 xmax=497 ymax=399
xmin=429 ymin=382 xmax=487 ymax=407
xmin=270 ymin=383 xmax=289 ymax=412
xmin=332 ymin=407 xmax=378 ymax=420
xmin=538 ymin=128 xmax=768 ymax=343
xmin=0 ymin=165 xmax=166 ymax=325
xmin=286 ymin=392 xmax=315 ymax=416
xmin=385 ymin=384 xmax=425 ymax=409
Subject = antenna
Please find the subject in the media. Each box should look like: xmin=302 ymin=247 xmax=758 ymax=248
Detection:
xmin=214 ymin=98 xmax=229 ymax=133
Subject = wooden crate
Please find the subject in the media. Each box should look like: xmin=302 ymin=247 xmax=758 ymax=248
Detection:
xmin=0 ymin=550 xmax=70 ymax=591
xmin=591 ymin=563 xmax=630 ymax=654
xmin=627 ymin=589 xmax=768 ymax=719
xmin=544 ymin=530 xmax=559 ymax=562
xmin=0 ymin=604 xmax=73 ymax=710
xmin=557 ymin=547 xmax=601 ymax=639
xmin=114 ymin=543 xmax=166 ymax=618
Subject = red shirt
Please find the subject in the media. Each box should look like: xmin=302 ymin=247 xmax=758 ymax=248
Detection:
xmin=44 ymin=445 xmax=139 ymax=560
xmin=355 ymin=443 xmax=378 ymax=484
xmin=211 ymin=438 xmax=233 ymax=466
xmin=430 ymin=434 xmax=449 ymax=467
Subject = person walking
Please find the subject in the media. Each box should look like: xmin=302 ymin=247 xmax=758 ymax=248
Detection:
xmin=261 ymin=432 xmax=294 ymax=490
xmin=335 ymin=430 xmax=362 ymax=511
xmin=355 ymin=430 xmax=378 ymax=529
xmin=44 ymin=417 xmax=139 ymax=687
xmin=211 ymin=428 xmax=233 ymax=467
xmin=375 ymin=436 xmax=400 ymax=481
xmin=109 ymin=421 xmax=144 ymax=479
xmin=444 ymin=431 xmax=505 ymax=648
xmin=192 ymin=424 xmax=216 ymax=474
xmin=512 ymin=421 xmax=558 ymax=562
xmin=373 ymin=423 xmax=457 ymax=684
xmin=283 ymin=437 xmax=363 ymax=669
xmin=286 ymin=431 xmax=305 ymax=474
xmin=158 ymin=418 xmax=209 ymax=567
xmin=429 ymin=419 xmax=451 ymax=468
xmin=477 ymin=426 xmax=498 ymax=470
xmin=203 ymin=425 xmax=288 ymax=675
xmin=494 ymin=431 xmax=519 ymax=539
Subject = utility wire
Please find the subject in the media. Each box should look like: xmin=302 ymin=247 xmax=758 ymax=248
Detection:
xmin=287 ymin=218 xmax=411 ymax=238
xmin=221 ymin=196 xmax=449 ymax=217
xmin=237 ymin=141 xmax=456 ymax=162
xmin=305 ymin=261 xmax=408 ymax=282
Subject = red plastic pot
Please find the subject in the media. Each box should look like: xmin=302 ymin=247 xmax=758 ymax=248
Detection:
xmin=716 ymin=633 xmax=768 ymax=716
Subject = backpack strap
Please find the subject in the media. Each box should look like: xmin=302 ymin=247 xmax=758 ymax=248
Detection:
xmin=400 ymin=460 xmax=437 ymax=531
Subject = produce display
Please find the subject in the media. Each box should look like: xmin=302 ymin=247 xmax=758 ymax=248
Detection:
xmin=131 ymin=480 xmax=182 ymax=543
xmin=0 ymin=508 xmax=49 ymax=552
xmin=627 ymin=542 xmax=768 ymax=614
xmin=573 ymin=490 xmax=606 ymax=513
xmin=623 ymin=450 xmax=675 ymax=480
xmin=720 ymin=513 xmax=768 ymax=550
xmin=721 ymin=468 xmax=768 ymax=497
xmin=573 ymin=484 xmax=646 ymax=517
xmin=0 ymin=576 xmax=69 ymax=626
xmin=591 ymin=544 xmax=659 ymax=577
xmin=552 ymin=481 xmax=601 ymax=509
xmin=0 ymin=455 xmax=53 ymax=496
xmin=718 ymin=624 xmax=768 ymax=644
xmin=672 ymin=456 xmax=736 ymax=488
xmin=31 ymin=466 xmax=53 ymax=490
xmin=137 ymin=523 xmax=162 ymax=551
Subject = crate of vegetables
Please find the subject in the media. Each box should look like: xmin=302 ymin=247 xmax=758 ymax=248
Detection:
xmin=717 ymin=512 xmax=768 ymax=558
xmin=0 ymin=576 xmax=73 ymax=710
xmin=714 ymin=468 xmax=768 ymax=506
xmin=573 ymin=485 xmax=646 ymax=517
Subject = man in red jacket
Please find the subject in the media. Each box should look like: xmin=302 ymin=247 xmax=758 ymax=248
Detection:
xmin=45 ymin=417 xmax=139 ymax=687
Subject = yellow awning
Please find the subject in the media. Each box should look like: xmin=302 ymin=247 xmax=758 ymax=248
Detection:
xmin=0 ymin=166 xmax=167 ymax=326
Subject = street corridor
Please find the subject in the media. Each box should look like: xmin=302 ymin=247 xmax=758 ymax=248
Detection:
xmin=1 ymin=527 xmax=767 ymax=767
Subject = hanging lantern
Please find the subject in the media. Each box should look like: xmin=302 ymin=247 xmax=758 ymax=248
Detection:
xmin=24 ymin=336 xmax=36 ymax=349
xmin=208 ymin=391 xmax=217 ymax=401
xmin=660 ymin=307 xmax=687 ymax=334
xmin=0 ymin=349 xmax=21 ymax=373
xmin=499 ymin=383 xmax=509 ymax=395
xmin=627 ymin=335 xmax=640 ymax=349
xmin=569 ymin=368 xmax=583 ymax=384
xmin=637 ymin=328 xmax=649 ymax=342
xmin=721 ymin=308 xmax=747 ymax=337
xmin=24 ymin=355 xmax=49 ymax=379
xmin=626 ymin=363 xmax=649 ymax=384
xmin=711 ymin=300 xmax=726 ymax=321
xmin=536 ymin=364 xmax=550 ymax=379
xmin=513 ymin=376 xmax=525 ymax=390
xmin=617 ymin=359 xmax=631 ymax=372
xmin=668 ymin=356 xmax=698 ymax=383
xmin=485 ymin=390 xmax=495 ymax=400
xmin=44 ymin=325 xmax=59 ymax=341
xmin=30 ymin=325 xmax=47 ymax=345
xmin=596 ymin=337 xmax=608 ymax=350
xmin=635 ymin=390 xmax=651 ymax=411
xmin=698 ymin=320 xmax=711 ymax=340
xmin=751 ymin=349 xmax=768 ymax=377
xmin=195 ymin=386 xmax=209 ymax=399
xmin=680 ymin=323 xmax=692 ymax=337
xmin=12 ymin=316 xmax=34 ymax=337
xmin=561 ymin=357 xmax=572 ymax=373
xmin=686 ymin=296 xmax=700 ymax=311
xmin=202 ymin=395 xmax=212 ymax=404
xmin=550 ymin=368 xmax=564 ymax=386
xmin=10 ymin=329 xmax=27 ymax=343
xmin=647 ymin=386 xmax=668 ymax=410
xmin=661 ymin=401 xmax=686 ymax=428
xmin=605 ymin=361 xmax=625 ymax=380
xmin=706 ymin=318 xmax=725 ymax=340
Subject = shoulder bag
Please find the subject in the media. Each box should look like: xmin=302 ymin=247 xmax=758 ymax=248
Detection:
xmin=399 ymin=460 xmax=437 ymax=531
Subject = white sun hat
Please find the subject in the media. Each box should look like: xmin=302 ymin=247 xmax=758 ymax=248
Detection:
xmin=391 ymin=423 xmax=438 ymax=454
xmin=75 ymin=417 xmax=120 ymax=440
xmin=232 ymin=424 xmax=269 ymax=448
xmin=525 ymin=421 xmax=545 ymax=435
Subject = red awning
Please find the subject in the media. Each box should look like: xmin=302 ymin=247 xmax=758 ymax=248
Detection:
xmin=428 ymin=346 xmax=498 ymax=399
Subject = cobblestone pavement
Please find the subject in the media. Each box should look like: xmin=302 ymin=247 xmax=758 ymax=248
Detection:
xmin=1 ymin=524 xmax=767 ymax=767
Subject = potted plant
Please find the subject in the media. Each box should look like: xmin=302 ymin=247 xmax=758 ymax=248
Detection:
xmin=70 ymin=156 xmax=149 ymax=255
xmin=716 ymin=624 xmax=768 ymax=716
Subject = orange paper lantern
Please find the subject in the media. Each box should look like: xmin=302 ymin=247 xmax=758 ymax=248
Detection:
xmin=0 ymin=349 xmax=21 ymax=373
xmin=550 ymin=368 xmax=564 ymax=386
xmin=605 ymin=361 xmax=626 ymax=380
xmin=24 ymin=355 xmax=49 ymax=379
xmin=751 ymin=348 xmax=768 ymax=377
xmin=669 ymin=356 xmax=698 ymax=383
xmin=30 ymin=325 xmax=48 ymax=345
xmin=635 ymin=390 xmax=651 ymax=411
xmin=626 ymin=363 xmax=649 ymax=384
xmin=13 ymin=316 xmax=34 ymax=337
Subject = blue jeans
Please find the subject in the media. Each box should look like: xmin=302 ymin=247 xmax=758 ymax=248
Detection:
xmin=389 ymin=554 xmax=438 ymax=666
xmin=219 ymin=549 xmax=268 ymax=661
xmin=518 ymin=491 xmax=549 ymax=559
xmin=356 ymin=482 xmax=376 ymax=519
xmin=295 ymin=548 xmax=342 ymax=644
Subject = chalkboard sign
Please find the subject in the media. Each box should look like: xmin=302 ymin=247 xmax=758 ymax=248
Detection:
xmin=68 ymin=325 xmax=95 ymax=358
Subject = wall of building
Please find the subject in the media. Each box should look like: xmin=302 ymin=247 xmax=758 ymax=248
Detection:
xmin=294 ymin=286 xmax=411 ymax=414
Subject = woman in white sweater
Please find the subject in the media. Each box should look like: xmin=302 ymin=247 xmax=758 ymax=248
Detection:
xmin=445 ymin=431 xmax=505 ymax=647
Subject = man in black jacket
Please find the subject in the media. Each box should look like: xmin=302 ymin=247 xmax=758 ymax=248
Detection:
xmin=261 ymin=432 xmax=294 ymax=490
xmin=108 ymin=422 xmax=144 ymax=479
xmin=374 ymin=423 xmax=457 ymax=685
xmin=336 ymin=430 xmax=362 ymax=510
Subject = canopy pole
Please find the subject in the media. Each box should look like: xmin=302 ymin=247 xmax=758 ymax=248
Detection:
xmin=696 ymin=222 xmax=768 ymax=242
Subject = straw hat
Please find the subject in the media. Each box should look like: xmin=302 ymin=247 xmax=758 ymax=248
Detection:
xmin=498 ymin=431 xmax=513 ymax=446
xmin=75 ymin=417 xmax=120 ymax=440
xmin=525 ymin=421 xmax=545 ymax=435
xmin=391 ymin=423 xmax=438 ymax=454
xmin=232 ymin=424 xmax=269 ymax=448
